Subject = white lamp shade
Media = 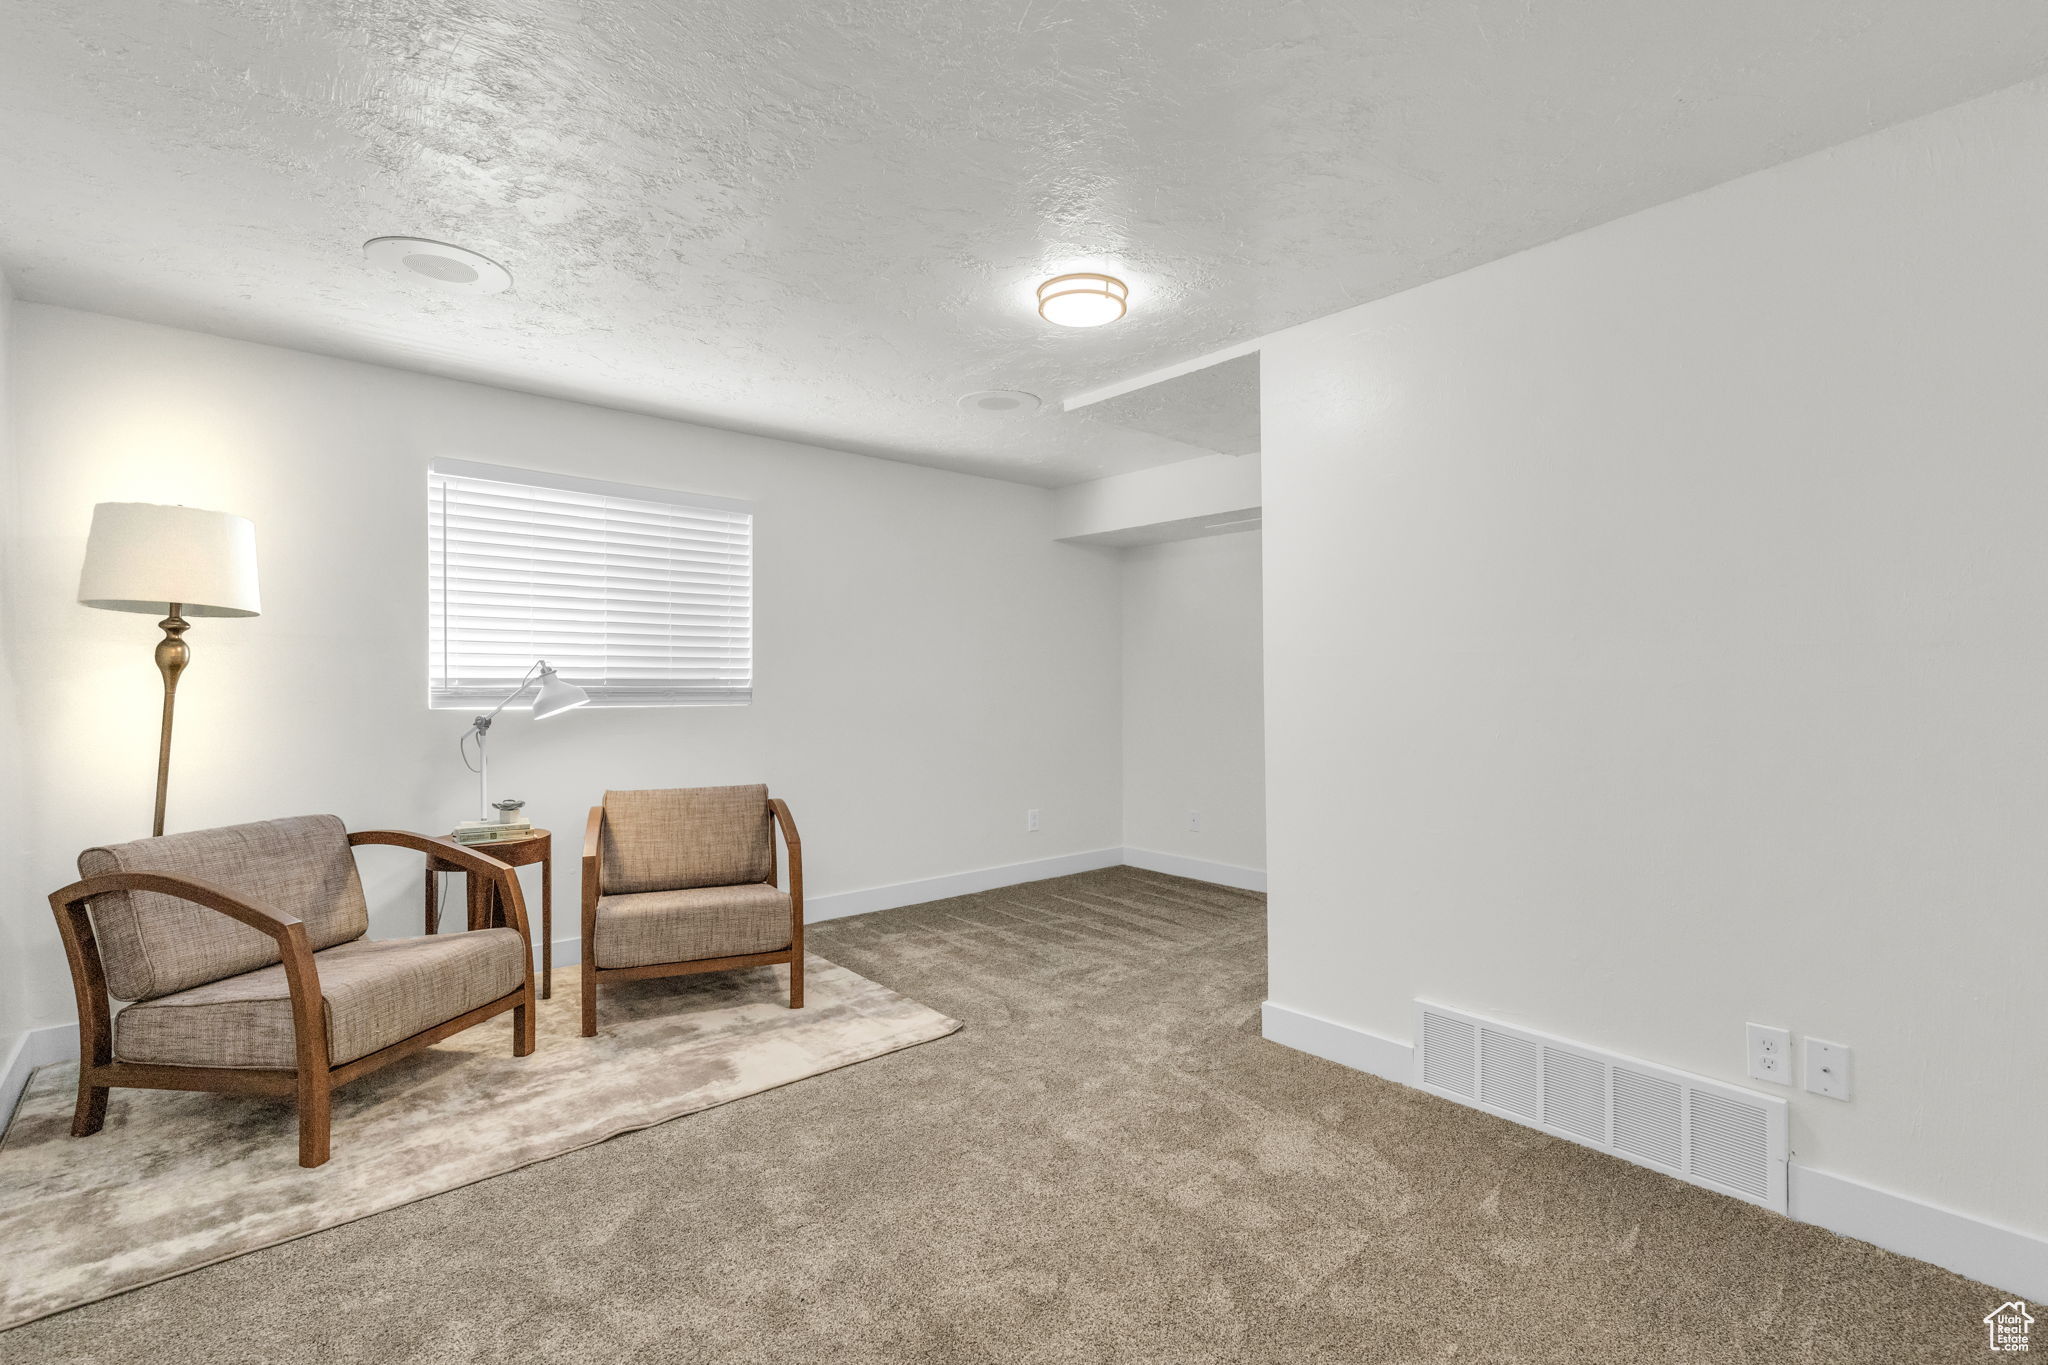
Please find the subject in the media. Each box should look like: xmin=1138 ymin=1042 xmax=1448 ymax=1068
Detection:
xmin=531 ymin=666 xmax=590 ymax=719
xmin=78 ymin=503 xmax=261 ymax=617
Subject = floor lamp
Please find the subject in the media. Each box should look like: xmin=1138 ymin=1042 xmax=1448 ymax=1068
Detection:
xmin=78 ymin=502 xmax=261 ymax=837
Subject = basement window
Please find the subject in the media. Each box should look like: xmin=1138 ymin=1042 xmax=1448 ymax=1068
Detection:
xmin=427 ymin=459 xmax=752 ymax=708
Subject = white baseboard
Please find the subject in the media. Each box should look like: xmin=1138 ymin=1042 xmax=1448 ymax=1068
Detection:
xmin=1260 ymin=1001 xmax=1412 ymax=1083
xmin=0 ymin=1021 xmax=81 ymax=1142
xmin=1121 ymin=847 xmax=1267 ymax=893
xmin=1260 ymin=1000 xmax=2047 ymax=1302
xmin=1790 ymin=1166 xmax=2047 ymax=1302
xmin=802 ymin=847 xmax=1127 ymax=923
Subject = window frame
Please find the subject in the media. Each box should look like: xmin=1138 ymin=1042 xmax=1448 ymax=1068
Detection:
xmin=426 ymin=457 xmax=754 ymax=711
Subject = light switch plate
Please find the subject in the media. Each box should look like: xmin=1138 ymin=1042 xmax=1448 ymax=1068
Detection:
xmin=1805 ymin=1038 xmax=1851 ymax=1100
xmin=1746 ymin=1023 xmax=1793 ymax=1086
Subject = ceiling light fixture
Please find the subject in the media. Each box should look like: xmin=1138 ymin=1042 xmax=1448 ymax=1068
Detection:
xmin=363 ymin=237 xmax=513 ymax=295
xmin=1037 ymin=273 xmax=1128 ymax=328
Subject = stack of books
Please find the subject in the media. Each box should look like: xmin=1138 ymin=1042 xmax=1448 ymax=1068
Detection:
xmin=450 ymin=819 xmax=534 ymax=845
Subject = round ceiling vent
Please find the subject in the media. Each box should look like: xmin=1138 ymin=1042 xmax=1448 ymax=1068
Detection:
xmin=957 ymin=390 xmax=1042 ymax=415
xmin=363 ymin=237 xmax=513 ymax=294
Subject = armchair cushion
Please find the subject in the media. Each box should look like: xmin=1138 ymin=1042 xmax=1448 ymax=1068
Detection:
xmin=599 ymin=785 xmax=773 ymax=894
xmin=80 ymin=815 xmax=370 ymax=1002
xmin=112 ymin=928 xmax=526 ymax=1070
xmin=592 ymin=883 xmax=791 ymax=969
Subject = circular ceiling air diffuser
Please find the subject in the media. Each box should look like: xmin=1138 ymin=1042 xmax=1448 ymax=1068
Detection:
xmin=363 ymin=237 xmax=513 ymax=294
xmin=957 ymin=390 xmax=1043 ymax=414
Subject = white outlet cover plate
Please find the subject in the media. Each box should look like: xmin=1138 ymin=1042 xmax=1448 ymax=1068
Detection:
xmin=1805 ymin=1038 xmax=1852 ymax=1100
xmin=1746 ymin=1023 xmax=1793 ymax=1086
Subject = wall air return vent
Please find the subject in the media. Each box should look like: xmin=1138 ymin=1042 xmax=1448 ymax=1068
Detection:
xmin=1412 ymin=1001 xmax=1787 ymax=1213
xmin=1420 ymin=1010 xmax=1477 ymax=1098
xmin=1478 ymin=1027 xmax=1541 ymax=1122
xmin=1611 ymin=1067 xmax=1684 ymax=1170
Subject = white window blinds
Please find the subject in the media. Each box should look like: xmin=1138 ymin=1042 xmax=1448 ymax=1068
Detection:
xmin=428 ymin=460 xmax=752 ymax=708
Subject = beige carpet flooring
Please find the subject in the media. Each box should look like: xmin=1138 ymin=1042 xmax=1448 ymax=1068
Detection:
xmin=0 ymin=867 xmax=2004 ymax=1363
xmin=0 ymin=959 xmax=958 ymax=1332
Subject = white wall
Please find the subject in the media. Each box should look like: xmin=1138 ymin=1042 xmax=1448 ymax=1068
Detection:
xmin=0 ymin=272 xmax=33 ymax=1077
xmin=1121 ymin=532 xmax=1264 ymax=877
xmin=2 ymin=304 xmax=1123 ymax=1034
xmin=1262 ymin=76 xmax=2048 ymax=1241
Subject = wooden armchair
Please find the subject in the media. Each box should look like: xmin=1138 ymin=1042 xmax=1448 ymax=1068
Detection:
xmin=581 ymin=785 xmax=803 ymax=1035
xmin=48 ymin=815 xmax=537 ymax=1168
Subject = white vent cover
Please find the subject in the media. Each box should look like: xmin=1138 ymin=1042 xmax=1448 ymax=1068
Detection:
xmin=1413 ymin=1001 xmax=1787 ymax=1212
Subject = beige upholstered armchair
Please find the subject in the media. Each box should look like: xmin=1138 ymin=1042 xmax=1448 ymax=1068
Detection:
xmin=47 ymin=815 xmax=536 ymax=1168
xmin=581 ymin=785 xmax=803 ymax=1035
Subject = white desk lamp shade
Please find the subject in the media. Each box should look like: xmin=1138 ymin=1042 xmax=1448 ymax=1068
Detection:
xmin=78 ymin=503 xmax=261 ymax=617
xmin=531 ymin=665 xmax=590 ymax=719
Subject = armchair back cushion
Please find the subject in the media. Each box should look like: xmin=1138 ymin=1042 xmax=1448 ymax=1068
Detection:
xmin=600 ymin=785 xmax=773 ymax=894
xmin=79 ymin=814 xmax=370 ymax=1002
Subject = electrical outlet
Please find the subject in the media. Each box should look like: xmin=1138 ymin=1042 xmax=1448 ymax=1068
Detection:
xmin=1746 ymin=1023 xmax=1792 ymax=1086
xmin=1187 ymin=809 xmax=1201 ymax=833
xmin=1805 ymin=1038 xmax=1851 ymax=1100
xmin=1026 ymin=808 xmax=1040 ymax=833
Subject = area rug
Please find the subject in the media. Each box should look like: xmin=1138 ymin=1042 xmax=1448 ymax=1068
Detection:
xmin=0 ymin=958 xmax=959 ymax=1331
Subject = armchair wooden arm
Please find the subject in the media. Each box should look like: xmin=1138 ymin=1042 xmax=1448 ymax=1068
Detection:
xmin=349 ymin=828 xmax=533 ymax=942
xmin=770 ymin=799 xmax=804 ymax=1010
xmin=583 ymin=804 xmax=605 ymax=870
xmin=349 ymin=829 xmax=537 ymax=1061
xmin=48 ymin=871 xmax=332 ymax=1164
xmin=580 ymin=805 xmax=605 ymax=1036
xmin=52 ymin=869 xmax=310 ymax=942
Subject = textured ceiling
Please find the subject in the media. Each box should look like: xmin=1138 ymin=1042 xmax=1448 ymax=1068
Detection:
xmin=3 ymin=2 xmax=2046 ymax=486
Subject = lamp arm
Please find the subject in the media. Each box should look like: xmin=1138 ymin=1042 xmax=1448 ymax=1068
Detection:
xmin=480 ymin=659 xmax=548 ymax=724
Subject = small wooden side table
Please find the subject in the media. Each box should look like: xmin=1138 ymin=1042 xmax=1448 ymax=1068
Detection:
xmin=425 ymin=829 xmax=554 ymax=998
